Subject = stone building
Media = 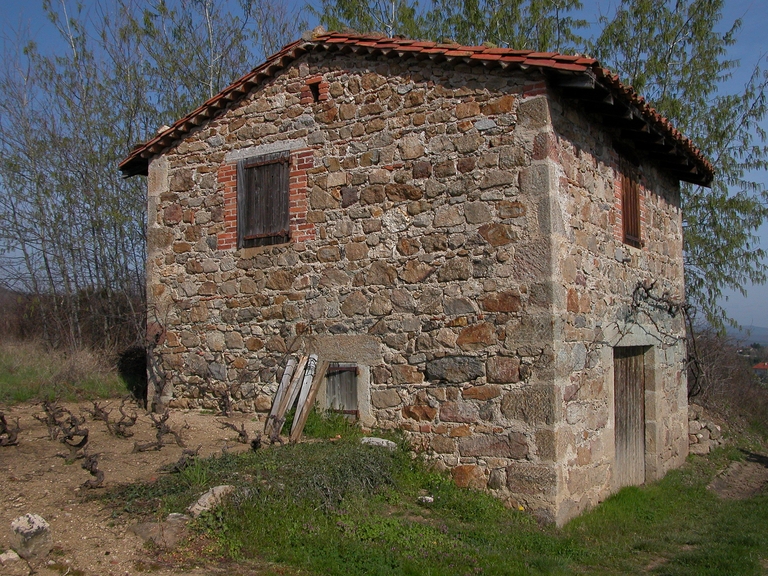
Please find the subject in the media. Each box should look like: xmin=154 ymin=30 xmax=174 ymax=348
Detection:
xmin=120 ymin=31 xmax=713 ymax=524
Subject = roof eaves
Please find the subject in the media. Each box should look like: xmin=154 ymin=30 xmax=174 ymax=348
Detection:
xmin=119 ymin=32 xmax=714 ymax=185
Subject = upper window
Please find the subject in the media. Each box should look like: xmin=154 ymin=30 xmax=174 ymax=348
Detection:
xmin=621 ymin=168 xmax=641 ymax=248
xmin=236 ymin=150 xmax=290 ymax=248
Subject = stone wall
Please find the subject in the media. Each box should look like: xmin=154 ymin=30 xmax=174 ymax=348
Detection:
xmin=145 ymin=50 xmax=688 ymax=524
xmin=545 ymin=92 xmax=688 ymax=523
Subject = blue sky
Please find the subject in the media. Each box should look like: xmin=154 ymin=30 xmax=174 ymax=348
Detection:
xmin=2 ymin=0 xmax=766 ymax=327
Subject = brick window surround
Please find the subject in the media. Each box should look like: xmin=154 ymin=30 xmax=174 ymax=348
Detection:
xmin=217 ymin=148 xmax=315 ymax=250
xmin=301 ymin=76 xmax=329 ymax=104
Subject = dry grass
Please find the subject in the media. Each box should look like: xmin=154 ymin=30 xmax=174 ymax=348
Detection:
xmin=0 ymin=339 xmax=126 ymax=404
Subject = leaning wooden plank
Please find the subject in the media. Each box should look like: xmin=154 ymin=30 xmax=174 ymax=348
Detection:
xmin=264 ymin=357 xmax=297 ymax=436
xmin=290 ymin=359 xmax=329 ymax=443
xmin=290 ymin=355 xmax=318 ymax=436
xmin=272 ymin=355 xmax=308 ymax=437
xmin=283 ymin=355 xmax=309 ymax=415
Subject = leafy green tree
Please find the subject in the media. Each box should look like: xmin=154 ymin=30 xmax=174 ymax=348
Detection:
xmin=424 ymin=0 xmax=586 ymax=51
xmin=592 ymin=0 xmax=768 ymax=328
xmin=310 ymin=0 xmax=426 ymax=39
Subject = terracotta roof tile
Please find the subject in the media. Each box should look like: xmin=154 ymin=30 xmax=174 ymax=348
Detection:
xmin=119 ymin=31 xmax=714 ymax=184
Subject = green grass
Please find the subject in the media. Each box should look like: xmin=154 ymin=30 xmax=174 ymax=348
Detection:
xmin=0 ymin=340 xmax=126 ymax=404
xmin=102 ymin=433 xmax=768 ymax=576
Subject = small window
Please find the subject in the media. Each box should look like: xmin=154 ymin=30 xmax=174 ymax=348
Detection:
xmin=236 ymin=150 xmax=290 ymax=248
xmin=622 ymin=168 xmax=641 ymax=248
xmin=326 ymin=362 xmax=358 ymax=418
xmin=308 ymin=81 xmax=321 ymax=103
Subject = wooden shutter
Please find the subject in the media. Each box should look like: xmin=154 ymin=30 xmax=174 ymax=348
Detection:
xmin=237 ymin=150 xmax=290 ymax=248
xmin=622 ymin=170 xmax=641 ymax=248
xmin=614 ymin=346 xmax=646 ymax=488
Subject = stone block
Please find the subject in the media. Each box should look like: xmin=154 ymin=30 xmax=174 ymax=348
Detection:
xmin=518 ymin=96 xmax=550 ymax=128
xmin=482 ymin=95 xmax=515 ymax=115
xmin=456 ymin=101 xmax=481 ymax=119
xmin=454 ymin=133 xmax=484 ymax=153
xmin=452 ymin=464 xmax=487 ymax=489
xmin=478 ymin=223 xmax=514 ymax=246
xmin=188 ymin=485 xmax=235 ymax=517
xmin=501 ymin=385 xmax=554 ymax=424
xmin=457 ymin=322 xmax=496 ymax=350
xmin=437 ymin=258 xmax=472 ymax=282
xmin=458 ymin=432 xmax=528 ymax=459
xmin=486 ymin=356 xmax=520 ymax=383
xmin=426 ymin=356 xmax=484 ymax=383
xmin=399 ymin=135 xmax=425 ymax=160
xmin=506 ymin=462 xmax=556 ymax=495
xmin=498 ymin=200 xmax=526 ymax=219
xmin=462 ymin=385 xmax=501 ymax=401
xmin=385 ymin=183 xmax=422 ymax=202
xmin=535 ymin=429 xmax=556 ymax=461
xmin=310 ymin=188 xmax=339 ymax=209
xmin=399 ymin=260 xmax=435 ymax=283
xmin=439 ymin=401 xmax=479 ymax=423
xmin=465 ymin=202 xmax=492 ymax=224
xmin=253 ymin=394 xmax=272 ymax=412
xmin=341 ymin=291 xmax=368 ymax=316
xmin=392 ymin=364 xmax=424 ymax=384
xmin=488 ymin=467 xmax=507 ymax=489
xmin=363 ymin=262 xmax=397 ymax=286
xmin=10 ymin=514 xmax=52 ymax=560
xmin=129 ymin=513 xmax=190 ymax=549
xmin=371 ymin=389 xmax=401 ymax=408
xmin=443 ymin=298 xmax=475 ymax=315
xmin=403 ymin=405 xmax=437 ymax=421
xmin=265 ymin=270 xmax=294 ymax=290
xmin=480 ymin=291 xmax=521 ymax=312
xmin=317 ymin=246 xmax=341 ymax=262
xmin=449 ymin=424 xmax=472 ymax=437
xmin=369 ymin=294 xmax=393 ymax=316
xmin=428 ymin=434 xmax=453 ymax=454
xmin=434 ymin=205 xmax=464 ymax=227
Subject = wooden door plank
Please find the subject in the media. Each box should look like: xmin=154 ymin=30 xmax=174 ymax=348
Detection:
xmin=270 ymin=355 xmax=308 ymax=438
xmin=614 ymin=347 xmax=646 ymax=488
xmin=290 ymin=355 xmax=318 ymax=436
xmin=290 ymin=360 xmax=330 ymax=443
xmin=264 ymin=357 xmax=297 ymax=436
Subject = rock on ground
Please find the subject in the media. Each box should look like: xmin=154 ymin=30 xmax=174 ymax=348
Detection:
xmin=10 ymin=513 xmax=52 ymax=560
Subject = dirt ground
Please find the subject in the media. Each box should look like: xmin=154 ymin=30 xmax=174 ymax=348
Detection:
xmin=0 ymin=400 xmax=262 ymax=576
xmin=707 ymin=450 xmax=768 ymax=500
xmin=1 ymin=400 xmax=768 ymax=576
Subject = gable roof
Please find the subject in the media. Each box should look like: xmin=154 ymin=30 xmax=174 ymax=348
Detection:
xmin=119 ymin=31 xmax=714 ymax=185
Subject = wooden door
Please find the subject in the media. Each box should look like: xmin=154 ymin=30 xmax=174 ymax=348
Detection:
xmin=614 ymin=346 xmax=646 ymax=488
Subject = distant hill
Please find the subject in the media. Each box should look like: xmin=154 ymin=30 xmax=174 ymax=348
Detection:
xmin=727 ymin=325 xmax=768 ymax=346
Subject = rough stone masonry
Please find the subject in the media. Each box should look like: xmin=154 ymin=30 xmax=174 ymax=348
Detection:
xmin=135 ymin=39 xmax=691 ymax=524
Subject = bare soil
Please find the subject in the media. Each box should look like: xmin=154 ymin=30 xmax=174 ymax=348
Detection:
xmin=707 ymin=450 xmax=768 ymax=500
xmin=2 ymin=400 xmax=767 ymax=576
xmin=0 ymin=400 xmax=265 ymax=576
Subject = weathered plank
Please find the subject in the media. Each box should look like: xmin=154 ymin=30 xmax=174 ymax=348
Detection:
xmin=264 ymin=357 xmax=297 ymax=437
xmin=290 ymin=360 xmax=330 ymax=443
xmin=614 ymin=346 xmax=646 ymax=488
xmin=290 ymin=355 xmax=318 ymax=436
xmin=271 ymin=355 xmax=308 ymax=438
